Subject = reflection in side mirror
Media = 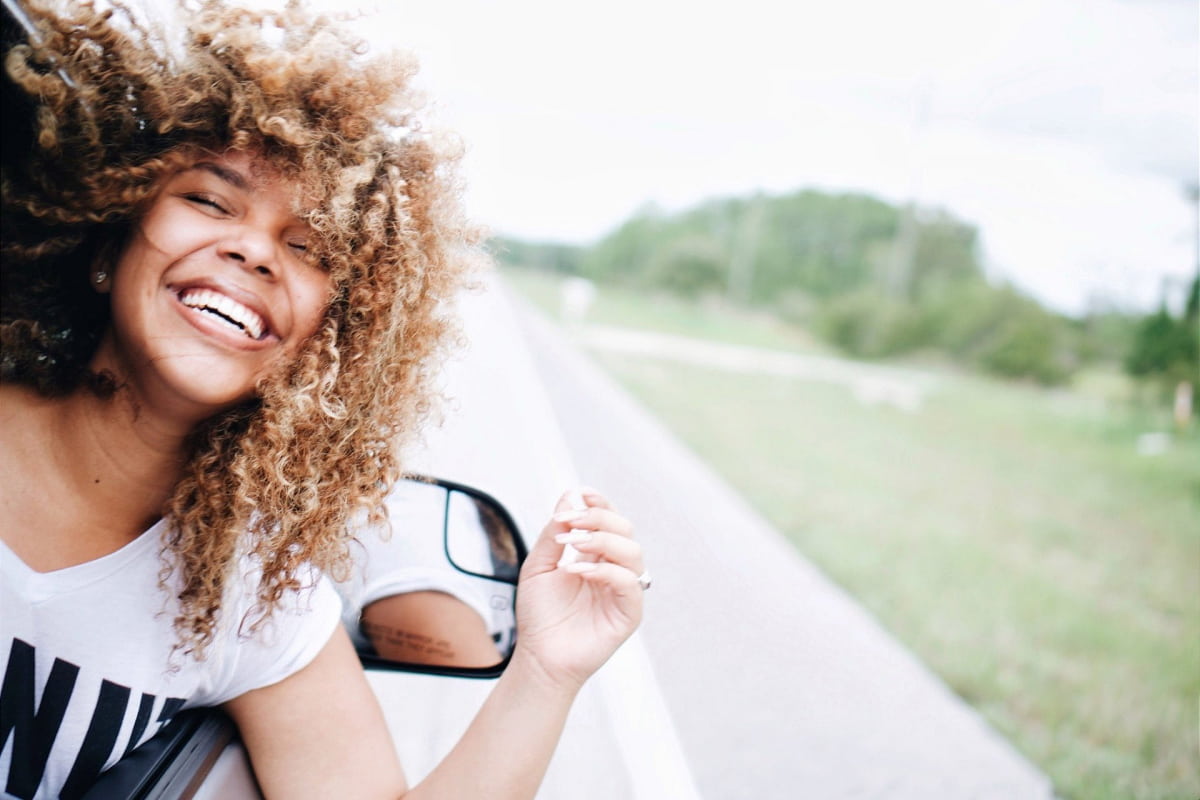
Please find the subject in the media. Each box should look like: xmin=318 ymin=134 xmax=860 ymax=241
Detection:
xmin=335 ymin=476 xmax=527 ymax=679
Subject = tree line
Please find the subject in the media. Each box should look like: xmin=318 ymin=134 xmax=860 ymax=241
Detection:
xmin=491 ymin=189 xmax=1198 ymax=392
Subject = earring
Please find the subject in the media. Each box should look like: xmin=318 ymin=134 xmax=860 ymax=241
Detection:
xmin=94 ymin=271 xmax=108 ymax=285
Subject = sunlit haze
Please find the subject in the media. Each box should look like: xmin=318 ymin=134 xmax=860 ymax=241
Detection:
xmin=332 ymin=0 xmax=1197 ymax=315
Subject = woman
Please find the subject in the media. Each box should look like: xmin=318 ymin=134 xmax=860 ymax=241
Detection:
xmin=0 ymin=1 xmax=646 ymax=797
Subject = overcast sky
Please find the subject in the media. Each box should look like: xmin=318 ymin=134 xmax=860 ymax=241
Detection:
xmin=331 ymin=0 xmax=1197 ymax=315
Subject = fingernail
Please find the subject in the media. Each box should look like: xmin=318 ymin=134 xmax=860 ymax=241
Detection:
xmin=553 ymin=509 xmax=587 ymax=523
xmin=555 ymin=531 xmax=592 ymax=545
xmin=563 ymin=561 xmax=598 ymax=574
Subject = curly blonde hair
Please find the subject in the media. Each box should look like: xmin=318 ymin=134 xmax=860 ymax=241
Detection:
xmin=1 ymin=0 xmax=483 ymax=657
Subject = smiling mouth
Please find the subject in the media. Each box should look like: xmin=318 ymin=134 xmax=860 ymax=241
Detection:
xmin=178 ymin=287 xmax=267 ymax=340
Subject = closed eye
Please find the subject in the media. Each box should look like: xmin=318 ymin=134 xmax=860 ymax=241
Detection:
xmin=183 ymin=193 xmax=231 ymax=214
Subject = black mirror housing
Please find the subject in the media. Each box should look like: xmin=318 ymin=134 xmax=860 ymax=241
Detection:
xmin=340 ymin=476 xmax=528 ymax=680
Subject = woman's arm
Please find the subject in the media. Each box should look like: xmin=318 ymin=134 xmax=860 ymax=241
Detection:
xmin=227 ymin=489 xmax=645 ymax=800
xmin=405 ymin=488 xmax=645 ymax=798
xmin=224 ymin=626 xmax=409 ymax=799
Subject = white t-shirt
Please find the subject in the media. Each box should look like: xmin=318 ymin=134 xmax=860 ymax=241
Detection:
xmin=0 ymin=519 xmax=341 ymax=800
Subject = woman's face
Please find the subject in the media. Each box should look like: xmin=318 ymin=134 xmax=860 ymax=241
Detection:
xmin=97 ymin=150 xmax=333 ymax=421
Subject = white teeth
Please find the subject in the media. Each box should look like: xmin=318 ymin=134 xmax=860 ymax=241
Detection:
xmin=179 ymin=288 xmax=266 ymax=340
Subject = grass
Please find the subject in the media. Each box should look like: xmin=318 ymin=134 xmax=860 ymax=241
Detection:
xmin=503 ymin=265 xmax=1200 ymax=800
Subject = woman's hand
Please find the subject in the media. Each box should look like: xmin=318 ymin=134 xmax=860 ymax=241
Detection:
xmin=513 ymin=488 xmax=645 ymax=692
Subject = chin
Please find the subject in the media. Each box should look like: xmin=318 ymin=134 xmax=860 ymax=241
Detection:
xmin=153 ymin=365 xmax=261 ymax=418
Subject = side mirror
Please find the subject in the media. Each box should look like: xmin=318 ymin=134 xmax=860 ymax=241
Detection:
xmin=337 ymin=476 xmax=527 ymax=679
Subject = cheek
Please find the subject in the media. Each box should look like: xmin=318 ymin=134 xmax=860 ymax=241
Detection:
xmin=107 ymin=242 xmax=159 ymax=328
xmin=126 ymin=201 xmax=184 ymax=258
xmin=292 ymin=278 xmax=335 ymax=342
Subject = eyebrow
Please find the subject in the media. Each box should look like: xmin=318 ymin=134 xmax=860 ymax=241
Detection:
xmin=192 ymin=161 xmax=250 ymax=191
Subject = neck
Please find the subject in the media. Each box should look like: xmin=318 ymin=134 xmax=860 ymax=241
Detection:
xmin=2 ymin=379 xmax=189 ymax=542
xmin=0 ymin=380 xmax=195 ymax=571
xmin=30 ymin=382 xmax=190 ymax=535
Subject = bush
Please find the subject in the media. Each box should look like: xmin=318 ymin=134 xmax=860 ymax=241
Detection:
xmin=489 ymin=236 xmax=583 ymax=274
xmin=1125 ymin=305 xmax=1199 ymax=388
xmin=644 ymin=234 xmax=728 ymax=298
xmin=917 ymin=283 xmax=1075 ymax=383
xmin=815 ymin=289 xmax=932 ymax=358
xmin=975 ymin=312 xmax=1073 ymax=385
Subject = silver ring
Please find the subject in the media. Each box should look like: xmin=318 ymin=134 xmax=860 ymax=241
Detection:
xmin=636 ymin=571 xmax=652 ymax=591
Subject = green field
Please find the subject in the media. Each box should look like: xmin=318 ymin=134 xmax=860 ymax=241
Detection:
xmin=504 ymin=266 xmax=1200 ymax=800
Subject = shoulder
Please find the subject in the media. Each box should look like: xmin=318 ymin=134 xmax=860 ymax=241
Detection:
xmin=197 ymin=564 xmax=344 ymax=705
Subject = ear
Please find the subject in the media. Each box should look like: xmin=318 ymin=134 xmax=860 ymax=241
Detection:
xmin=90 ymin=236 xmax=123 ymax=295
xmin=91 ymin=269 xmax=112 ymax=294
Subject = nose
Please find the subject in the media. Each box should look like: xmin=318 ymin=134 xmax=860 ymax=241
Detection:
xmin=220 ymin=226 xmax=277 ymax=279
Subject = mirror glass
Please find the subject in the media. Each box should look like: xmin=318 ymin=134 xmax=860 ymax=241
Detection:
xmin=335 ymin=477 xmax=525 ymax=678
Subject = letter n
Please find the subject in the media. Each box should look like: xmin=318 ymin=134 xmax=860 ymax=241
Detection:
xmin=1 ymin=638 xmax=80 ymax=799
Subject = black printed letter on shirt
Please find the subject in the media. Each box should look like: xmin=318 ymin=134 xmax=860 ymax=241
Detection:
xmin=1 ymin=638 xmax=79 ymax=799
xmin=59 ymin=679 xmax=131 ymax=799
xmin=1 ymin=638 xmax=189 ymax=799
xmin=123 ymin=692 xmax=157 ymax=758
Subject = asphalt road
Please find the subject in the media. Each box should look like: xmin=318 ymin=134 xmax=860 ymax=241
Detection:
xmin=508 ymin=281 xmax=1055 ymax=799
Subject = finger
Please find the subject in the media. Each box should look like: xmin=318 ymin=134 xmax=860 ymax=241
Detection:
xmin=534 ymin=489 xmax=628 ymax=572
xmin=579 ymin=488 xmax=620 ymax=514
xmin=525 ymin=505 xmax=584 ymax=571
xmin=562 ymin=560 xmax=645 ymax=603
xmin=551 ymin=507 xmax=633 ymax=539
xmin=549 ymin=487 xmax=609 ymax=522
xmin=553 ymin=489 xmax=583 ymax=514
xmin=555 ymin=530 xmax=643 ymax=574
